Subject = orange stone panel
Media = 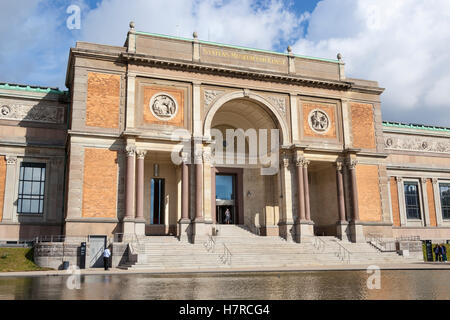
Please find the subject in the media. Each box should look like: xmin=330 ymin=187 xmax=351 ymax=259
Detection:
xmin=302 ymin=102 xmax=337 ymax=139
xmin=427 ymin=179 xmax=437 ymax=227
xmin=86 ymin=72 xmax=120 ymax=129
xmin=82 ymin=148 xmax=118 ymax=218
xmin=143 ymin=86 xmax=184 ymax=126
xmin=351 ymin=103 xmax=376 ymax=149
xmin=0 ymin=157 xmax=6 ymax=222
xmin=390 ymin=177 xmax=401 ymax=227
xmin=356 ymin=165 xmax=382 ymax=222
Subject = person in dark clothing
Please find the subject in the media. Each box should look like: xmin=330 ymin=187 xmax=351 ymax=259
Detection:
xmin=440 ymin=244 xmax=447 ymax=263
xmin=103 ymin=247 xmax=111 ymax=270
xmin=434 ymin=245 xmax=441 ymax=262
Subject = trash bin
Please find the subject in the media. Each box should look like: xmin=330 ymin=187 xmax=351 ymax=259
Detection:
xmin=62 ymin=261 xmax=70 ymax=270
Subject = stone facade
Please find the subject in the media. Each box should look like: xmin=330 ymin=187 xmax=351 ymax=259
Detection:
xmin=0 ymin=24 xmax=449 ymax=264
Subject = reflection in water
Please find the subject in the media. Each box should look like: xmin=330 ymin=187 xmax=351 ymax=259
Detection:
xmin=0 ymin=270 xmax=448 ymax=300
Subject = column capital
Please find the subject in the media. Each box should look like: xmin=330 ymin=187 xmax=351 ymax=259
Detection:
xmin=136 ymin=150 xmax=147 ymax=160
xmin=125 ymin=145 xmax=136 ymax=157
xmin=420 ymin=177 xmax=428 ymax=184
xmin=335 ymin=160 xmax=344 ymax=171
xmin=346 ymin=159 xmax=358 ymax=169
xmin=299 ymin=159 xmax=310 ymax=168
xmin=181 ymin=152 xmax=190 ymax=164
xmin=202 ymin=149 xmax=212 ymax=164
xmin=5 ymin=156 xmax=17 ymax=165
xmin=194 ymin=149 xmax=203 ymax=164
xmin=432 ymin=177 xmax=439 ymax=185
xmin=396 ymin=176 xmax=403 ymax=183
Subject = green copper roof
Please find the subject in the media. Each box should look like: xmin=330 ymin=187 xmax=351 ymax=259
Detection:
xmin=0 ymin=83 xmax=67 ymax=95
xmin=135 ymin=31 xmax=339 ymax=64
xmin=383 ymin=121 xmax=450 ymax=133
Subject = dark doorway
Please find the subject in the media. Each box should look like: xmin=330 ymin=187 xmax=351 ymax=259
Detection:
xmin=215 ymin=174 xmax=236 ymax=224
xmin=150 ymin=178 xmax=165 ymax=225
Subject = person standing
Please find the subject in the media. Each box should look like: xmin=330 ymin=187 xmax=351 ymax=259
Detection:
xmin=103 ymin=247 xmax=111 ymax=270
xmin=440 ymin=244 xmax=447 ymax=263
xmin=224 ymin=208 xmax=231 ymax=225
xmin=434 ymin=244 xmax=441 ymax=262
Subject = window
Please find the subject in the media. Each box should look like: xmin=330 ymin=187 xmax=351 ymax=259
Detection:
xmin=17 ymin=163 xmax=46 ymax=214
xmin=150 ymin=178 xmax=165 ymax=225
xmin=439 ymin=183 xmax=450 ymax=220
xmin=404 ymin=182 xmax=421 ymax=219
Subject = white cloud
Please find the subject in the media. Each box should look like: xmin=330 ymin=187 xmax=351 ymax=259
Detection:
xmin=292 ymin=0 xmax=450 ymax=126
xmin=80 ymin=0 xmax=299 ymax=51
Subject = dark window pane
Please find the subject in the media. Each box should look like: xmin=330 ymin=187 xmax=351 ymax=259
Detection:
xmin=404 ymin=182 xmax=421 ymax=220
xmin=440 ymin=183 xmax=450 ymax=220
xmin=17 ymin=162 xmax=46 ymax=214
xmin=150 ymin=178 xmax=165 ymax=225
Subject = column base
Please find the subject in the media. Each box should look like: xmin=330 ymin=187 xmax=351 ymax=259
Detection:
xmin=134 ymin=219 xmax=146 ymax=236
xmin=336 ymin=221 xmax=350 ymax=241
xmin=278 ymin=221 xmax=295 ymax=242
xmin=178 ymin=219 xmax=192 ymax=243
xmin=294 ymin=220 xmax=315 ymax=242
xmin=349 ymin=221 xmax=365 ymax=243
xmin=191 ymin=220 xmax=211 ymax=244
xmin=122 ymin=218 xmax=135 ymax=235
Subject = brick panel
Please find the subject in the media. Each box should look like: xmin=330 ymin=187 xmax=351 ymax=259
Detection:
xmin=302 ymin=102 xmax=337 ymax=139
xmin=427 ymin=179 xmax=437 ymax=227
xmin=0 ymin=156 xmax=5 ymax=222
xmin=86 ymin=72 xmax=120 ymax=129
xmin=390 ymin=177 xmax=400 ymax=227
xmin=351 ymin=103 xmax=376 ymax=149
xmin=82 ymin=148 xmax=118 ymax=218
xmin=356 ymin=165 xmax=382 ymax=222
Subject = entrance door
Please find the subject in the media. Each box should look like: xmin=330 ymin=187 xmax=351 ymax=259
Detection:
xmin=215 ymin=174 xmax=237 ymax=224
xmin=88 ymin=235 xmax=106 ymax=268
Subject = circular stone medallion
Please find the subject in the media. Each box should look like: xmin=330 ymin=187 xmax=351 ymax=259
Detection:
xmin=1 ymin=105 xmax=10 ymax=116
xmin=149 ymin=93 xmax=178 ymax=121
xmin=308 ymin=109 xmax=330 ymax=134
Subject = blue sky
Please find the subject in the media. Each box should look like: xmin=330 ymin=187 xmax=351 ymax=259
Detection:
xmin=1 ymin=0 xmax=450 ymax=126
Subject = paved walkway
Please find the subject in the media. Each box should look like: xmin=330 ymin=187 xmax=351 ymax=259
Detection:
xmin=0 ymin=262 xmax=449 ymax=277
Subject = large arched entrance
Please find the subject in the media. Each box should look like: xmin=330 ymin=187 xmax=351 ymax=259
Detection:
xmin=205 ymin=94 xmax=286 ymax=236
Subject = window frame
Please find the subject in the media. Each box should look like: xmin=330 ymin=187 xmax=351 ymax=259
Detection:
xmin=401 ymin=178 xmax=424 ymax=225
xmin=438 ymin=182 xmax=450 ymax=221
xmin=16 ymin=162 xmax=47 ymax=215
xmin=15 ymin=160 xmax=49 ymax=217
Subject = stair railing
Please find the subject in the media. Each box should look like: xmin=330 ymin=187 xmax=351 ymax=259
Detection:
xmin=335 ymin=241 xmax=351 ymax=264
xmin=204 ymin=234 xmax=216 ymax=253
xmin=313 ymin=236 xmax=326 ymax=252
xmin=219 ymin=243 xmax=232 ymax=266
xmin=367 ymin=233 xmax=396 ymax=252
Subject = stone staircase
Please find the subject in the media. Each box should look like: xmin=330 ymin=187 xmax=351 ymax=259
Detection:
xmin=118 ymin=225 xmax=423 ymax=270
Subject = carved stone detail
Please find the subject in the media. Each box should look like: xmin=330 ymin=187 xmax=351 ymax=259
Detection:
xmin=432 ymin=178 xmax=439 ymax=185
xmin=5 ymin=156 xmax=17 ymax=165
xmin=335 ymin=160 xmax=344 ymax=171
xmin=149 ymin=93 xmax=178 ymax=120
xmin=267 ymin=96 xmax=286 ymax=116
xmin=0 ymin=101 xmax=64 ymax=124
xmin=125 ymin=146 xmax=136 ymax=157
xmin=384 ymin=133 xmax=450 ymax=154
xmin=204 ymin=90 xmax=224 ymax=107
xmin=202 ymin=149 xmax=212 ymax=164
xmin=346 ymin=159 xmax=358 ymax=169
xmin=136 ymin=150 xmax=147 ymax=159
xmin=308 ymin=109 xmax=330 ymax=134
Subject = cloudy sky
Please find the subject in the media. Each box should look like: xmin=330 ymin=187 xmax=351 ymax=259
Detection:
xmin=1 ymin=0 xmax=449 ymax=126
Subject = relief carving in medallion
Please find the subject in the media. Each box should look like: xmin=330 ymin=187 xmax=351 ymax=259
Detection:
xmin=308 ymin=109 xmax=330 ymax=134
xmin=150 ymin=93 xmax=178 ymax=121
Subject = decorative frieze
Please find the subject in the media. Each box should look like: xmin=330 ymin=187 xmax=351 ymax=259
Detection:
xmin=0 ymin=102 xmax=64 ymax=124
xmin=384 ymin=133 xmax=450 ymax=154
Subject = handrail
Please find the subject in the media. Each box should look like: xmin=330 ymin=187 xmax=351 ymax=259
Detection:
xmin=366 ymin=233 xmax=396 ymax=252
xmin=313 ymin=236 xmax=326 ymax=252
xmin=219 ymin=243 xmax=232 ymax=266
xmin=203 ymin=234 xmax=216 ymax=252
xmin=334 ymin=241 xmax=351 ymax=264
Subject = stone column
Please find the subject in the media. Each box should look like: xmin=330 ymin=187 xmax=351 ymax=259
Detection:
xmin=348 ymin=159 xmax=364 ymax=242
xmin=2 ymin=156 xmax=17 ymax=222
xmin=294 ymin=158 xmax=314 ymax=241
xmin=432 ymin=178 xmax=443 ymax=227
xmin=202 ymin=148 xmax=212 ymax=223
xmin=178 ymin=153 xmax=191 ymax=242
xmin=420 ymin=178 xmax=431 ymax=227
xmin=335 ymin=160 xmax=349 ymax=240
xmin=123 ymin=146 xmax=136 ymax=235
xmin=279 ymin=153 xmax=295 ymax=242
xmin=192 ymin=147 xmax=208 ymax=242
xmin=302 ymin=160 xmax=311 ymax=221
xmin=396 ymin=177 xmax=407 ymax=226
xmin=135 ymin=150 xmax=147 ymax=236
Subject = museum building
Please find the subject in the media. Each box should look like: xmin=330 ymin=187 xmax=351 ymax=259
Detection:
xmin=0 ymin=22 xmax=449 ymax=246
